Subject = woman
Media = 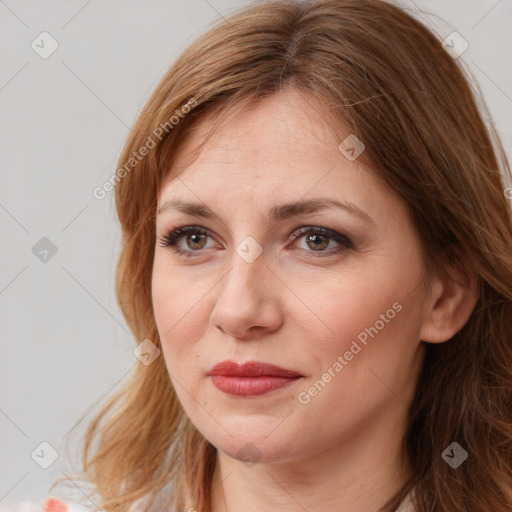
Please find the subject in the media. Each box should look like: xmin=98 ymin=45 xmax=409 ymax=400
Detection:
xmin=45 ymin=0 xmax=512 ymax=511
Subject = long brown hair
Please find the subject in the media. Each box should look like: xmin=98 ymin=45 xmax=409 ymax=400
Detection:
xmin=50 ymin=1 xmax=512 ymax=510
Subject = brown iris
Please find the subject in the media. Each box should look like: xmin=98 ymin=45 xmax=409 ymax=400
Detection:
xmin=187 ymin=232 xmax=208 ymax=250
xmin=305 ymin=232 xmax=330 ymax=251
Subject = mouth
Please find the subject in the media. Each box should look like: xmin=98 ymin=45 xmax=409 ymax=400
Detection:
xmin=207 ymin=360 xmax=303 ymax=397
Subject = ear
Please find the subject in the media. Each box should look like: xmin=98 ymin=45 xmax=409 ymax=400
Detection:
xmin=420 ymin=264 xmax=479 ymax=343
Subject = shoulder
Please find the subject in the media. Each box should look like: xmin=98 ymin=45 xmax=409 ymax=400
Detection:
xmin=0 ymin=498 xmax=88 ymax=512
xmin=42 ymin=495 xmax=147 ymax=512
xmin=43 ymin=497 xmax=96 ymax=512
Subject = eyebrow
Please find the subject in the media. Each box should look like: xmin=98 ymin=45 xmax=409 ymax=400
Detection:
xmin=157 ymin=198 xmax=375 ymax=226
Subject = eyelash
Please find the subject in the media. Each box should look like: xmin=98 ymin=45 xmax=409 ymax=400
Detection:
xmin=157 ymin=224 xmax=354 ymax=259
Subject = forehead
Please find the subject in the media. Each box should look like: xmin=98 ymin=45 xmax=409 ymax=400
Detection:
xmin=157 ymin=89 xmax=399 ymax=227
xmin=168 ymin=90 xmax=342 ymax=168
xmin=164 ymin=91 xmax=356 ymax=179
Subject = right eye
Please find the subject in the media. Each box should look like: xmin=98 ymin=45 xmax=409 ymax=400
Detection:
xmin=158 ymin=225 xmax=219 ymax=257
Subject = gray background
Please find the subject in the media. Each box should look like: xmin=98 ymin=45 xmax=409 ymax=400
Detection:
xmin=1 ymin=0 xmax=511 ymax=507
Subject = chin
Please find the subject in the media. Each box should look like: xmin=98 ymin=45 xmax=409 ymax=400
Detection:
xmin=206 ymin=425 xmax=305 ymax=465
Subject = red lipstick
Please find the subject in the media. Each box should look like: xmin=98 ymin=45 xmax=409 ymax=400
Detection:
xmin=208 ymin=360 xmax=303 ymax=396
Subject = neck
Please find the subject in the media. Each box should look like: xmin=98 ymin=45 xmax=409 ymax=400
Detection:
xmin=210 ymin=403 xmax=412 ymax=512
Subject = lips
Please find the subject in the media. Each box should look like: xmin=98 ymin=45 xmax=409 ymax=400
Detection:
xmin=208 ymin=360 xmax=302 ymax=378
xmin=208 ymin=360 xmax=303 ymax=396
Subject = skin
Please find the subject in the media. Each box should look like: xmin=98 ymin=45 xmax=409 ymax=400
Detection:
xmin=151 ymin=88 xmax=478 ymax=511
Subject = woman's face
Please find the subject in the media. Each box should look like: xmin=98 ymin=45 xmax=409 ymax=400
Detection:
xmin=152 ymin=88 xmax=430 ymax=465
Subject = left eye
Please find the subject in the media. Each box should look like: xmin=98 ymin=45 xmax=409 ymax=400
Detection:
xmin=292 ymin=226 xmax=353 ymax=254
xmin=158 ymin=225 xmax=353 ymax=257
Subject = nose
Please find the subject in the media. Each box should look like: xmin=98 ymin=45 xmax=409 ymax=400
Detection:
xmin=210 ymin=250 xmax=284 ymax=340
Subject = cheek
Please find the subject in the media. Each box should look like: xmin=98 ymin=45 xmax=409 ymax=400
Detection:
xmin=295 ymin=268 xmax=402 ymax=355
xmin=151 ymin=270 xmax=208 ymax=406
xmin=293 ymin=265 xmax=424 ymax=409
xmin=151 ymin=260 xmax=207 ymax=360
xmin=297 ymin=273 xmax=424 ymax=408
xmin=152 ymin=253 xmax=209 ymax=329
